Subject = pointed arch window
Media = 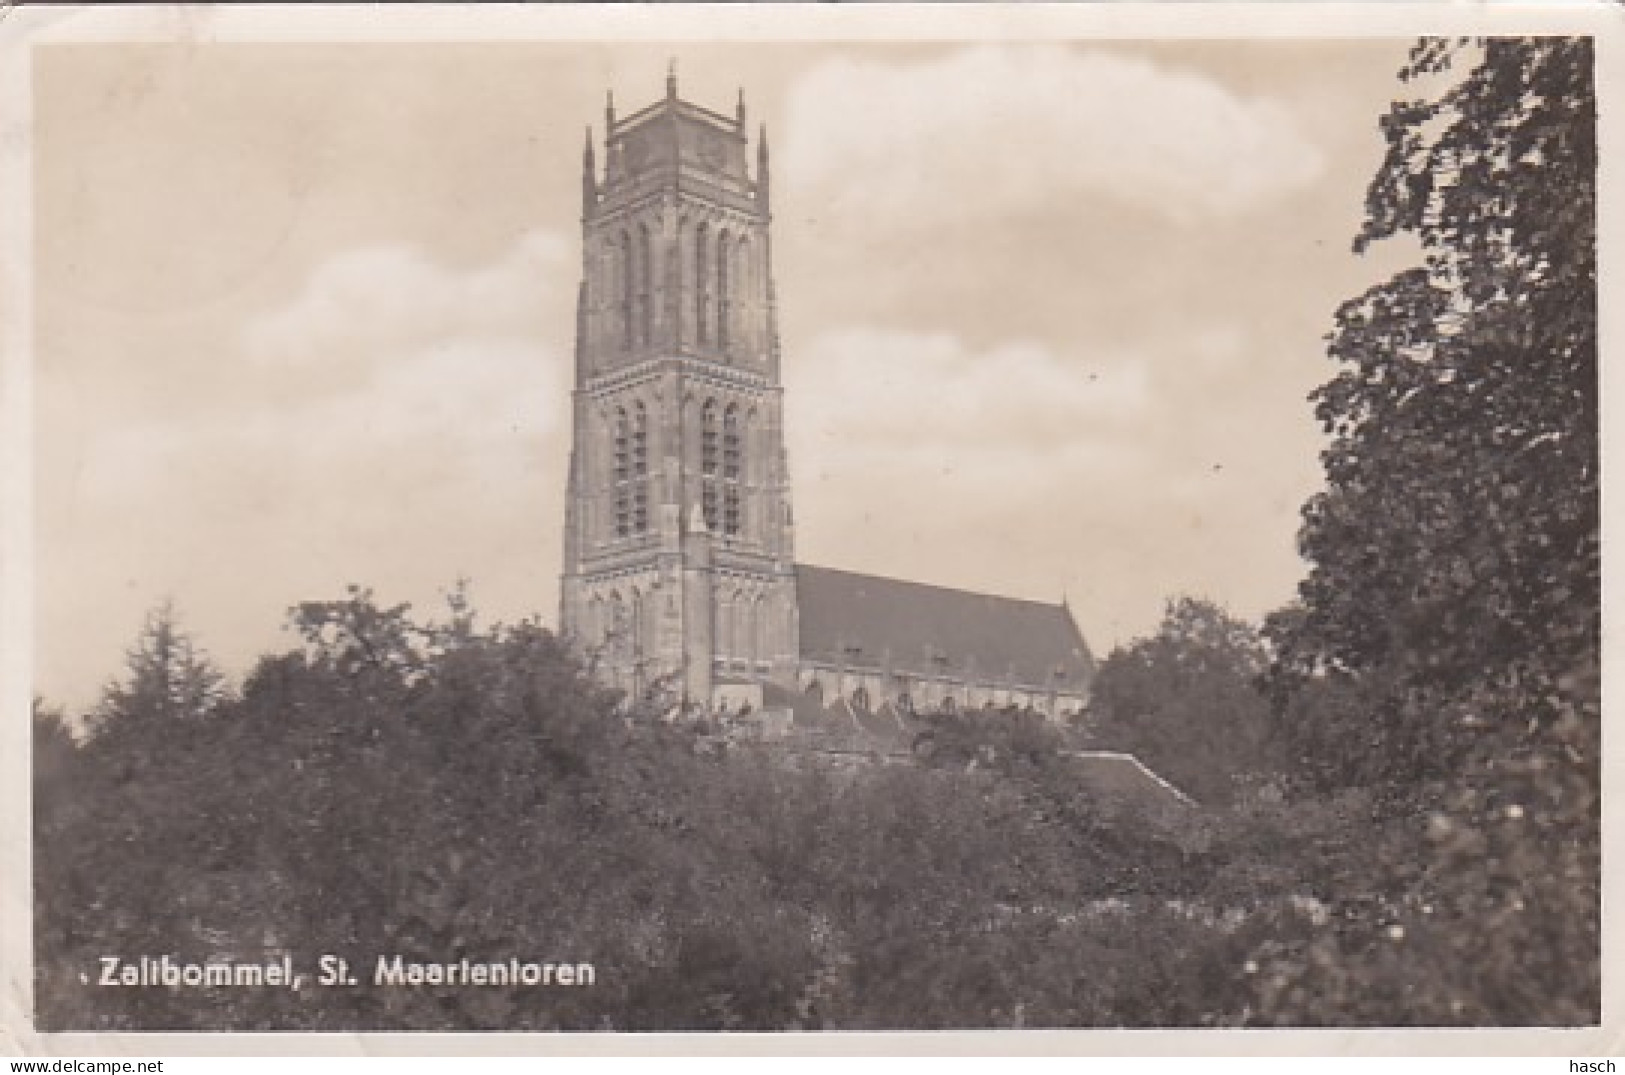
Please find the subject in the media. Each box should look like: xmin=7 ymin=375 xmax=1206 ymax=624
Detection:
xmin=637 ymin=224 xmax=653 ymax=348
xmin=734 ymin=236 xmax=751 ymax=352
xmin=722 ymin=403 xmax=743 ymax=537
xmin=742 ymin=593 xmax=760 ymax=665
xmin=695 ymin=222 xmax=710 ymax=345
xmin=619 ymin=231 xmax=634 ymax=352
xmin=700 ymin=399 xmax=720 ymax=531
xmin=716 ymin=229 xmax=731 ymax=353
xmin=613 ymin=404 xmax=650 ymax=538
xmin=613 ymin=408 xmax=631 ymax=537
xmin=631 ymin=402 xmax=649 ymax=534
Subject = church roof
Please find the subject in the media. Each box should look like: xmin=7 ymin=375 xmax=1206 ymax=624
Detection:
xmin=795 ymin=564 xmax=1096 ymax=691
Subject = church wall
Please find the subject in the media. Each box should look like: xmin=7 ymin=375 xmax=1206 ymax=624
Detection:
xmin=570 ymin=566 xmax=666 ymax=700
xmin=795 ymin=662 xmax=1087 ymax=722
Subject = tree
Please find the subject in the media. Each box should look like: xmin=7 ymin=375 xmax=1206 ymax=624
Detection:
xmin=1247 ymin=37 xmax=1599 ymax=1025
xmin=38 ymin=582 xmax=1285 ymax=1031
xmin=32 ymin=697 xmax=79 ymax=780
xmin=1087 ymin=597 xmax=1276 ymax=805
xmin=289 ymin=585 xmax=431 ymax=683
xmin=1270 ymin=37 xmax=1597 ymax=782
xmin=89 ymin=601 xmax=227 ymax=735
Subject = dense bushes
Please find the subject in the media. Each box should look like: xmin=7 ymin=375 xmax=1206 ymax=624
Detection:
xmin=1086 ymin=597 xmax=1277 ymax=806
xmin=36 ymin=593 xmax=1287 ymax=1031
xmin=34 ymin=556 xmax=1595 ymax=1029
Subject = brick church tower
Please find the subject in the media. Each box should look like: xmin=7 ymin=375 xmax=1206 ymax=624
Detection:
xmin=559 ymin=70 xmax=799 ymax=709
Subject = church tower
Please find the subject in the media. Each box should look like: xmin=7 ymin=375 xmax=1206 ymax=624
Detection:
xmin=560 ymin=70 xmax=798 ymax=709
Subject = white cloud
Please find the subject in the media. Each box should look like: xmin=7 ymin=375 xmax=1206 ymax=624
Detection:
xmin=786 ymin=327 xmax=1148 ymax=497
xmin=244 ymin=229 xmax=571 ymax=376
xmin=781 ymin=46 xmax=1325 ymax=229
xmin=87 ymin=231 xmax=575 ymax=506
xmin=47 ymin=233 xmax=577 ymax=710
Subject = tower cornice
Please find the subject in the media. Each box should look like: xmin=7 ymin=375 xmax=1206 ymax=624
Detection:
xmin=582 ymin=355 xmax=776 ymax=397
xmin=591 ymin=174 xmax=764 ymax=224
xmin=610 ymin=96 xmax=745 ymax=141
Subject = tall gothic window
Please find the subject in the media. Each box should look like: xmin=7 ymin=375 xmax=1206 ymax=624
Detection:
xmin=722 ymin=404 xmax=742 ymax=537
xmin=619 ymin=231 xmax=633 ymax=352
xmin=716 ymin=229 xmax=730 ymax=353
xmin=695 ymin=222 xmax=710 ymax=345
xmin=613 ymin=404 xmax=650 ymax=538
xmin=637 ymin=224 xmax=652 ymax=347
xmin=631 ymin=402 xmax=649 ymax=533
xmin=613 ymin=408 xmax=631 ymax=537
xmin=740 ymin=594 xmax=758 ymax=665
xmin=734 ymin=236 xmax=750 ymax=352
xmin=700 ymin=400 xmax=719 ymax=531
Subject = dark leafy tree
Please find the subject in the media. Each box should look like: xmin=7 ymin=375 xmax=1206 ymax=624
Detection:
xmin=32 ymin=698 xmax=82 ymax=1019
xmin=1270 ymin=36 xmax=1598 ymax=782
xmin=1250 ymin=37 xmax=1599 ymax=1025
xmin=1087 ymin=597 xmax=1277 ymax=805
xmin=912 ymin=704 xmax=1069 ymax=774
xmin=38 ymin=584 xmax=1295 ymax=1031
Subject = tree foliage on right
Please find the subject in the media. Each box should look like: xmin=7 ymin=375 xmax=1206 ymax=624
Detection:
xmin=1270 ymin=36 xmax=1598 ymax=779
xmin=1256 ymin=37 xmax=1599 ymax=1024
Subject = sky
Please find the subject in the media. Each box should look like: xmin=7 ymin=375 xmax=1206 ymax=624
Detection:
xmin=33 ymin=37 xmax=1422 ymax=712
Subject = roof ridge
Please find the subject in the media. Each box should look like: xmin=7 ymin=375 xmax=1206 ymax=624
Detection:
xmin=1063 ymin=750 xmax=1195 ymax=806
xmin=795 ymin=562 xmax=1067 ymax=613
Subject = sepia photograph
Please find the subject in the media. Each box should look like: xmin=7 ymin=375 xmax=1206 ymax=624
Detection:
xmin=2 ymin=3 xmax=1611 ymax=1048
